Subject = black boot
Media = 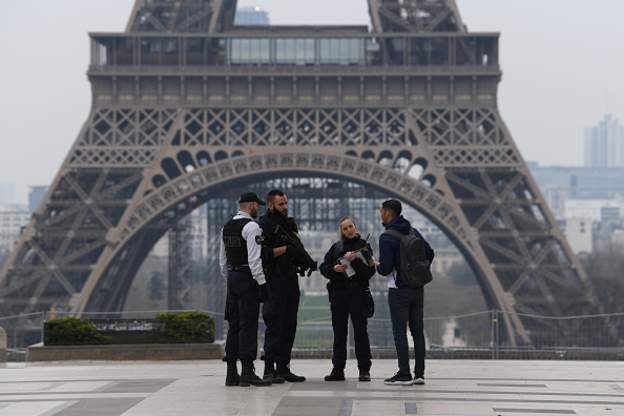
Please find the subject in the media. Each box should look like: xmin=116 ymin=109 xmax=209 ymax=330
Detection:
xmin=263 ymin=360 xmax=285 ymax=384
xmin=225 ymin=360 xmax=240 ymax=387
xmin=324 ymin=368 xmax=345 ymax=381
xmin=240 ymin=361 xmax=272 ymax=387
xmin=358 ymin=370 xmax=371 ymax=382
xmin=276 ymin=362 xmax=306 ymax=383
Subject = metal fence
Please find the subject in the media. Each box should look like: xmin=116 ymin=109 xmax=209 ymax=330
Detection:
xmin=1 ymin=309 xmax=623 ymax=361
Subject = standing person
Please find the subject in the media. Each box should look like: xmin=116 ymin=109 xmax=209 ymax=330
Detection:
xmin=319 ymin=217 xmax=375 ymax=382
xmin=219 ymin=192 xmax=272 ymax=387
xmin=377 ymin=199 xmax=435 ymax=386
xmin=259 ymin=189 xmax=317 ymax=383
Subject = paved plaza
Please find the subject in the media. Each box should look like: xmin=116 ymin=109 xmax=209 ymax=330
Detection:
xmin=0 ymin=359 xmax=622 ymax=415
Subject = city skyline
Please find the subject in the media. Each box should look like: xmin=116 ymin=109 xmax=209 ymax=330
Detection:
xmin=584 ymin=114 xmax=624 ymax=167
xmin=1 ymin=0 xmax=623 ymax=202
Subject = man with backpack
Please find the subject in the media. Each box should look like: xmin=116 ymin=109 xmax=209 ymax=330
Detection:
xmin=377 ymin=199 xmax=435 ymax=386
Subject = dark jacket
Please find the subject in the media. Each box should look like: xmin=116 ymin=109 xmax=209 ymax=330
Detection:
xmin=258 ymin=211 xmax=300 ymax=278
xmin=319 ymin=235 xmax=375 ymax=290
xmin=377 ymin=215 xmax=435 ymax=282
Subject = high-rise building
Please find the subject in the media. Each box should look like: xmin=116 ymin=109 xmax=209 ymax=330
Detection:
xmin=0 ymin=206 xmax=31 ymax=252
xmin=0 ymin=182 xmax=15 ymax=206
xmin=28 ymin=186 xmax=48 ymax=213
xmin=584 ymin=114 xmax=624 ymax=167
xmin=234 ymin=6 xmax=270 ymax=26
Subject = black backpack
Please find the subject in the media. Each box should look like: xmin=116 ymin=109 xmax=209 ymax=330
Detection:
xmin=383 ymin=229 xmax=433 ymax=289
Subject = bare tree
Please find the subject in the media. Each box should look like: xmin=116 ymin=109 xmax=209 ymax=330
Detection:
xmin=580 ymin=244 xmax=624 ymax=314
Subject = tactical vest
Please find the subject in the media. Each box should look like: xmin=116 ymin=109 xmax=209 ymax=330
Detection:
xmin=223 ymin=218 xmax=252 ymax=267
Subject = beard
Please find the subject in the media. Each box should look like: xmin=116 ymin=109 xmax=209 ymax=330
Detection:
xmin=272 ymin=207 xmax=288 ymax=218
xmin=250 ymin=207 xmax=259 ymax=219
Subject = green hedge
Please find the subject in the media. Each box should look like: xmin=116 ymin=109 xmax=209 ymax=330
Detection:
xmin=44 ymin=312 xmax=215 ymax=346
xmin=44 ymin=317 xmax=112 ymax=346
xmin=155 ymin=312 xmax=215 ymax=344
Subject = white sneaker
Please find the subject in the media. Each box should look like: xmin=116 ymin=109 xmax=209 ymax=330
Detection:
xmin=383 ymin=372 xmax=413 ymax=385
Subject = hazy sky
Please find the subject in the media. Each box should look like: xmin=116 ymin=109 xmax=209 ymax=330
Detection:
xmin=1 ymin=0 xmax=622 ymax=202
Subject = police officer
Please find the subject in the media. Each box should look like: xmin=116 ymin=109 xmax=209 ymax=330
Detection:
xmin=219 ymin=192 xmax=271 ymax=387
xmin=320 ymin=216 xmax=375 ymax=382
xmin=259 ymin=189 xmax=316 ymax=383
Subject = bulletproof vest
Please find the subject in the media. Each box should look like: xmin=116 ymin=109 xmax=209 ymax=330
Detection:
xmin=223 ymin=218 xmax=252 ymax=267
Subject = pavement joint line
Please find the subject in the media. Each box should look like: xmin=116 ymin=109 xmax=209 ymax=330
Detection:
xmin=0 ymin=378 xmax=174 ymax=384
xmin=38 ymin=382 xmax=63 ymax=392
xmin=0 ymin=390 xmax=165 ymax=396
xmin=339 ymin=398 xmax=353 ymax=416
xmin=492 ymin=408 xmax=576 ymax=414
xmin=288 ymin=387 xmax=624 ymax=399
xmin=422 ymin=377 xmax=624 ymax=383
xmin=477 ymin=383 xmax=548 ymax=388
xmin=405 ymin=402 xmax=418 ymax=414
xmin=0 ymin=393 xmax=150 ymax=402
xmin=38 ymin=400 xmax=80 ymax=416
xmin=93 ymin=381 xmax=118 ymax=393
xmin=285 ymin=391 xmax=624 ymax=406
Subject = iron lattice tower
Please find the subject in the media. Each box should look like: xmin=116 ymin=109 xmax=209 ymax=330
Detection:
xmin=0 ymin=0 xmax=606 ymax=346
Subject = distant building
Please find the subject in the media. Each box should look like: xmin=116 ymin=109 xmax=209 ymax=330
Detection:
xmin=564 ymin=199 xmax=623 ymax=223
xmin=0 ymin=206 xmax=31 ymax=252
xmin=234 ymin=6 xmax=270 ymax=26
xmin=584 ymin=114 xmax=624 ymax=168
xmin=563 ymin=218 xmax=593 ymax=254
xmin=28 ymin=186 xmax=48 ymax=213
xmin=529 ymin=162 xmax=624 ymax=218
xmin=0 ymin=182 xmax=15 ymax=206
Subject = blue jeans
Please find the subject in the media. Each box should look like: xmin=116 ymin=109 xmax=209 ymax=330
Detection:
xmin=388 ymin=287 xmax=425 ymax=376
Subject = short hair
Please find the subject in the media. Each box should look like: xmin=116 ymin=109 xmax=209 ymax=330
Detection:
xmin=266 ymin=189 xmax=285 ymax=204
xmin=382 ymin=199 xmax=402 ymax=217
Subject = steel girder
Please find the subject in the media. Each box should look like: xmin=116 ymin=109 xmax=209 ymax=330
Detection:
xmin=368 ymin=0 xmax=465 ymax=33
xmin=127 ymin=0 xmax=237 ymax=33
xmin=168 ymin=217 xmax=193 ymax=309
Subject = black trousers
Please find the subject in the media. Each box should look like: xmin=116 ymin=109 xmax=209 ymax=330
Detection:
xmin=330 ymin=286 xmax=372 ymax=371
xmin=388 ymin=287 xmax=425 ymax=376
xmin=224 ymin=271 xmax=260 ymax=362
xmin=262 ymin=275 xmax=300 ymax=367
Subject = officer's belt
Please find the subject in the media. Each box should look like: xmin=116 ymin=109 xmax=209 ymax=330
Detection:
xmin=227 ymin=264 xmax=251 ymax=272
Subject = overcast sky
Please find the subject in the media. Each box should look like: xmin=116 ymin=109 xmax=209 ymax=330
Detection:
xmin=0 ymin=0 xmax=622 ymax=203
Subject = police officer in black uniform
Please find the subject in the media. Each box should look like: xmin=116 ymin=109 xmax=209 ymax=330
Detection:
xmin=320 ymin=216 xmax=375 ymax=382
xmin=259 ymin=189 xmax=316 ymax=383
xmin=220 ymin=192 xmax=271 ymax=387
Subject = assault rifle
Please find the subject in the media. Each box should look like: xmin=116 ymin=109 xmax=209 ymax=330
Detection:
xmin=256 ymin=224 xmax=318 ymax=277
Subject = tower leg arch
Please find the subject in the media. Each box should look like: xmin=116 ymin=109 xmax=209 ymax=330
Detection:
xmin=76 ymin=150 xmax=528 ymax=345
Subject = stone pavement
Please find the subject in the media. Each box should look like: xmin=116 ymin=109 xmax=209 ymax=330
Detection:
xmin=0 ymin=359 xmax=623 ymax=415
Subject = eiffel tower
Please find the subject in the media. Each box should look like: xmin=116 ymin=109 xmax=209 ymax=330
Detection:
xmin=0 ymin=0 xmax=605 ymax=346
